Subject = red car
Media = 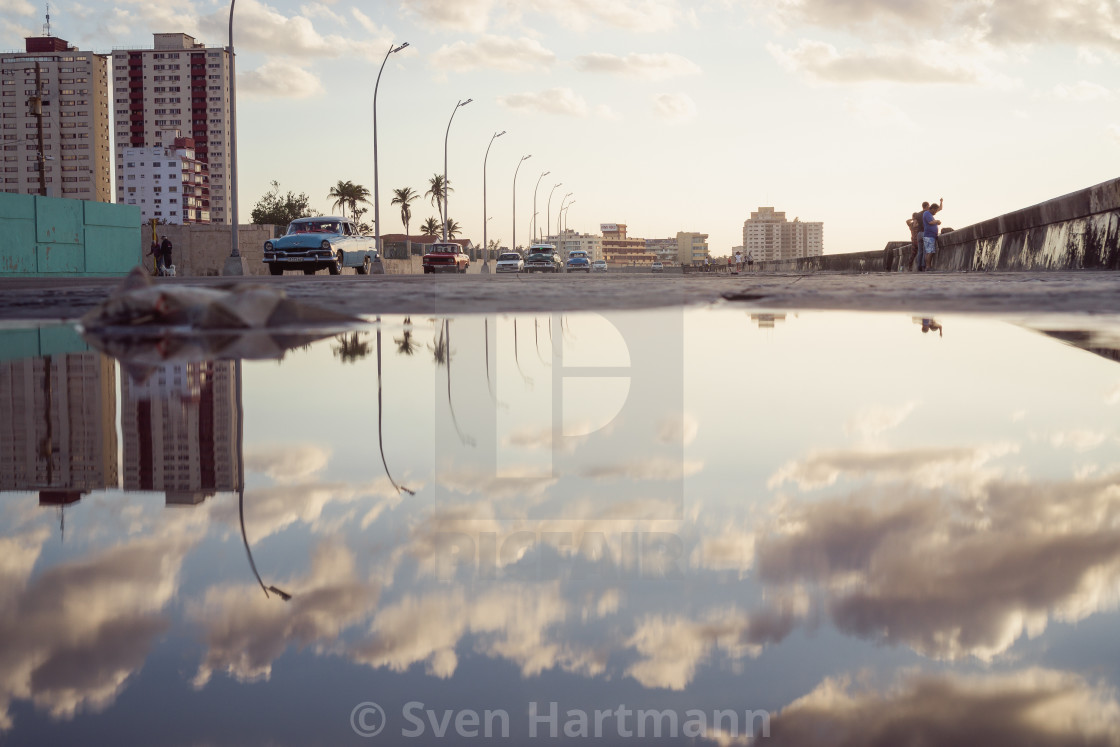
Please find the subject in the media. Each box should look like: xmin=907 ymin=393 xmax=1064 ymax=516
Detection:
xmin=422 ymin=242 xmax=470 ymax=274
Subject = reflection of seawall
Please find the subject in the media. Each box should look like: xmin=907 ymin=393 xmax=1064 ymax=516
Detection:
xmin=0 ymin=352 xmax=118 ymax=493
xmin=121 ymin=361 xmax=239 ymax=500
xmin=754 ymin=177 xmax=1120 ymax=273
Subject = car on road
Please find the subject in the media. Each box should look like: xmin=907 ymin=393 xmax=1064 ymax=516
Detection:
xmin=263 ymin=217 xmax=379 ymax=276
xmin=651 ymin=261 xmax=664 ymax=272
xmin=525 ymin=244 xmax=563 ymax=273
xmin=495 ymin=252 xmax=524 ymax=273
xmin=423 ymin=242 xmax=470 ymax=273
xmin=591 ymin=260 xmax=608 ymax=272
xmin=566 ymin=250 xmax=591 ymax=273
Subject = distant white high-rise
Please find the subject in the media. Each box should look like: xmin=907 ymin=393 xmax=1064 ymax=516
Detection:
xmin=112 ymin=33 xmax=231 ymax=223
xmin=120 ymin=132 xmax=210 ymax=224
xmin=742 ymin=207 xmax=823 ymax=261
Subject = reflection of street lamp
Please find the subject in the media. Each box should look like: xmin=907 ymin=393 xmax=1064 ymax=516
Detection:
xmin=373 ymin=41 xmax=409 ymax=258
xmin=482 ymin=130 xmax=505 ymax=267
xmin=377 ymin=319 xmax=415 ymax=496
xmin=235 ymin=360 xmax=291 ymax=601
xmin=532 ymin=171 xmax=549 ymax=242
xmin=512 ymin=155 xmax=530 ymax=252
xmin=442 ymin=98 xmax=473 ymax=241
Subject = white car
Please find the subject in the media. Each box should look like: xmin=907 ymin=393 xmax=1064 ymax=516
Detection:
xmin=591 ymin=260 xmax=608 ymax=272
xmin=651 ymin=261 xmax=664 ymax=272
xmin=495 ymin=252 xmax=524 ymax=273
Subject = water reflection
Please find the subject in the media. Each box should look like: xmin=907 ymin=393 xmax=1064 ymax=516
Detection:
xmin=1 ymin=311 xmax=1120 ymax=743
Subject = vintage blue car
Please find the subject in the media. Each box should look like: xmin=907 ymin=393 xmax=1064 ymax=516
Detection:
xmin=263 ymin=217 xmax=380 ymax=276
xmin=565 ymin=250 xmax=591 ymax=273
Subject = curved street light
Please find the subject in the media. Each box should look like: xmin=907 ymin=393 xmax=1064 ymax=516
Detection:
xmin=483 ymin=130 xmax=506 ymax=266
xmin=563 ymin=200 xmax=576 ymax=232
xmin=222 ymin=0 xmax=245 ymax=274
xmin=532 ymin=171 xmax=549 ymax=242
xmin=373 ymin=41 xmax=409 ymax=258
xmin=557 ymin=192 xmax=573 ymax=236
xmin=512 ymin=155 xmax=531 ymax=252
xmin=546 ymin=183 xmax=562 ymax=243
xmin=443 ymin=98 xmax=473 ymax=241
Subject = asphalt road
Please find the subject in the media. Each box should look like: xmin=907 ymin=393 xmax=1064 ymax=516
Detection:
xmin=2 ymin=270 xmax=1120 ymax=321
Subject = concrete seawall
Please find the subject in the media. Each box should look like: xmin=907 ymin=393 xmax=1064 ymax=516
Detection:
xmin=755 ymin=176 xmax=1120 ymax=273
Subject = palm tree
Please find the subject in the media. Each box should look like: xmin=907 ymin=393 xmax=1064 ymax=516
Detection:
xmin=445 ymin=219 xmax=461 ymax=239
xmin=392 ymin=186 xmax=418 ymax=256
xmin=332 ymin=331 xmax=371 ymax=363
xmin=347 ymin=182 xmax=371 ymax=217
xmin=420 ymin=216 xmax=441 ymax=237
xmin=328 ymin=180 xmax=353 ymax=218
xmin=425 ymin=174 xmax=452 ymax=225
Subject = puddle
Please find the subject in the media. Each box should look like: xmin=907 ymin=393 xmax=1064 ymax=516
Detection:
xmin=2 ymin=309 xmax=1120 ymax=744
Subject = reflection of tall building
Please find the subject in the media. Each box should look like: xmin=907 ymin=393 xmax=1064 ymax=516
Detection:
xmin=0 ymin=353 xmax=118 ymax=494
xmin=751 ymin=313 xmax=788 ymax=329
xmin=121 ymin=361 xmax=239 ymax=503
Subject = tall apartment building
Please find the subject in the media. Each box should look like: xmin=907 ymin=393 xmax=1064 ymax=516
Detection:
xmin=0 ymin=352 xmax=118 ymax=496
xmin=0 ymin=36 xmax=111 ymax=201
xmin=548 ymin=229 xmax=603 ymax=260
xmin=112 ymin=33 xmax=231 ymax=223
xmin=676 ymin=232 xmax=709 ymax=265
xmin=121 ymin=133 xmax=210 ymax=223
xmin=742 ymin=207 xmax=823 ymax=261
xmin=120 ymin=360 xmax=240 ymax=504
xmin=601 ymin=223 xmax=655 ymax=266
xmin=645 ymin=238 xmax=678 ymax=264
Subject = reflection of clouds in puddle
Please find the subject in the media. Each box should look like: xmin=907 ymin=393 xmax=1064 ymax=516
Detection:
xmin=1049 ymin=429 xmax=1111 ymax=452
xmin=658 ymin=411 xmax=698 ymax=446
xmin=190 ymin=542 xmax=378 ymax=687
xmin=767 ymin=443 xmax=1017 ymax=494
xmin=756 ymin=471 xmax=1120 ymax=660
xmin=580 ymin=458 xmax=703 ymax=482
xmin=690 ymin=529 xmax=755 ymax=575
xmin=244 ymin=444 xmax=331 ymax=482
xmin=625 ymin=594 xmax=807 ymax=691
xmin=766 ymin=668 xmax=1120 ymax=746
xmin=843 ymin=401 xmax=918 ymax=442
xmin=0 ymin=532 xmax=197 ymax=730
xmin=1108 ymin=382 xmax=1120 ymax=405
xmin=348 ymin=583 xmax=603 ymax=679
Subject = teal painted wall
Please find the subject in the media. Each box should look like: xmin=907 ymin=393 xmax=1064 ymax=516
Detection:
xmin=0 ymin=192 xmax=141 ymax=276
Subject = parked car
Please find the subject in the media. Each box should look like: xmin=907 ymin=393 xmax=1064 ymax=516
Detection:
xmin=495 ymin=252 xmax=524 ymax=273
xmin=422 ymin=242 xmax=470 ymax=273
xmin=525 ymin=244 xmax=563 ymax=273
xmin=651 ymin=261 xmax=664 ymax=272
xmin=263 ymin=217 xmax=378 ymax=276
xmin=566 ymin=250 xmax=591 ymax=273
xmin=591 ymin=260 xmax=608 ymax=272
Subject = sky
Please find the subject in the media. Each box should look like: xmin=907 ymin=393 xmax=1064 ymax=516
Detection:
xmin=2 ymin=0 xmax=1119 ymax=254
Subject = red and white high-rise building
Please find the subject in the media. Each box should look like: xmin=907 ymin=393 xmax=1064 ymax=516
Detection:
xmin=111 ymin=33 xmax=231 ymax=223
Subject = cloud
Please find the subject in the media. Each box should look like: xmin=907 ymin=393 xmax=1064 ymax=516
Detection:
xmin=657 ymin=411 xmax=698 ymax=446
xmin=573 ymin=52 xmax=702 ymax=80
xmin=499 ymin=87 xmax=589 ymax=117
xmin=595 ymin=104 xmax=622 ymax=120
xmin=766 ymin=669 xmax=1120 ymax=746
xmin=755 ymin=471 xmax=1120 ymax=660
xmin=652 ymin=92 xmax=697 ymax=122
xmin=844 ymin=401 xmax=918 ymax=440
xmin=1109 ymin=123 xmax=1120 ymax=142
xmin=191 ymin=542 xmax=379 ymax=686
xmin=1049 ymin=429 xmax=1110 ymax=451
xmin=196 ymin=0 xmax=389 ymax=61
xmin=400 ymin=0 xmax=496 ymax=33
xmin=1052 ymin=81 xmax=1114 ymax=101
xmin=431 ymin=35 xmax=556 ymax=73
xmin=518 ymin=0 xmax=683 ymax=33
xmin=767 ymin=39 xmax=1006 ymax=85
xmin=0 ymin=0 xmax=34 ymax=16
xmin=245 ymin=444 xmax=330 ymax=481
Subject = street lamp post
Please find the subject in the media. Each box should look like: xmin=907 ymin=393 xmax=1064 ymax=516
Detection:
xmin=483 ymin=130 xmax=505 ymax=266
xmin=442 ymin=98 xmax=472 ymax=241
xmin=531 ymin=171 xmax=549 ymax=242
xmin=221 ymin=0 xmax=248 ymax=275
xmin=512 ymin=155 xmax=531 ymax=252
xmin=563 ymin=200 xmax=575 ymax=231
xmin=557 ymin=192 xmax=573 ymax=236
xmin=373 ymin=41 xmax=408 ymax=258
xmin=546 ymin=182 xmax=561 ymax=242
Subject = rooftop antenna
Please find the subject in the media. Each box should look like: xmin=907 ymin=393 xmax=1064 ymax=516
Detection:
xmin=43 ymin=2 xmax=50 ymax=36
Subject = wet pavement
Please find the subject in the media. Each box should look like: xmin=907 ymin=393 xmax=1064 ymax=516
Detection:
xmin=2 ymin=307 xmax=1120 ymax=745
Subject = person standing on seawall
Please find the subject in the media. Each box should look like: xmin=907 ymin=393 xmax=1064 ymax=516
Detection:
xmin=921 ymin=198 xmax=943 ymax=272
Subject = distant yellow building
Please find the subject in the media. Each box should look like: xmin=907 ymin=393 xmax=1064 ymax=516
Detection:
xmin=601 ymin=223 xmax=656 ymax=266
xmin=676 ymin=232 xmax=709 ymax=265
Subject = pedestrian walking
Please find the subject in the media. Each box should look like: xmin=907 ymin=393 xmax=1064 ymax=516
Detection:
xmin=159 ymin=235 xmax=175 ymax=276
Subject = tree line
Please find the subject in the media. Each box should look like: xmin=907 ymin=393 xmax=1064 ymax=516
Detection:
xmin=249 ymin=176 xmax=463 ymax=238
